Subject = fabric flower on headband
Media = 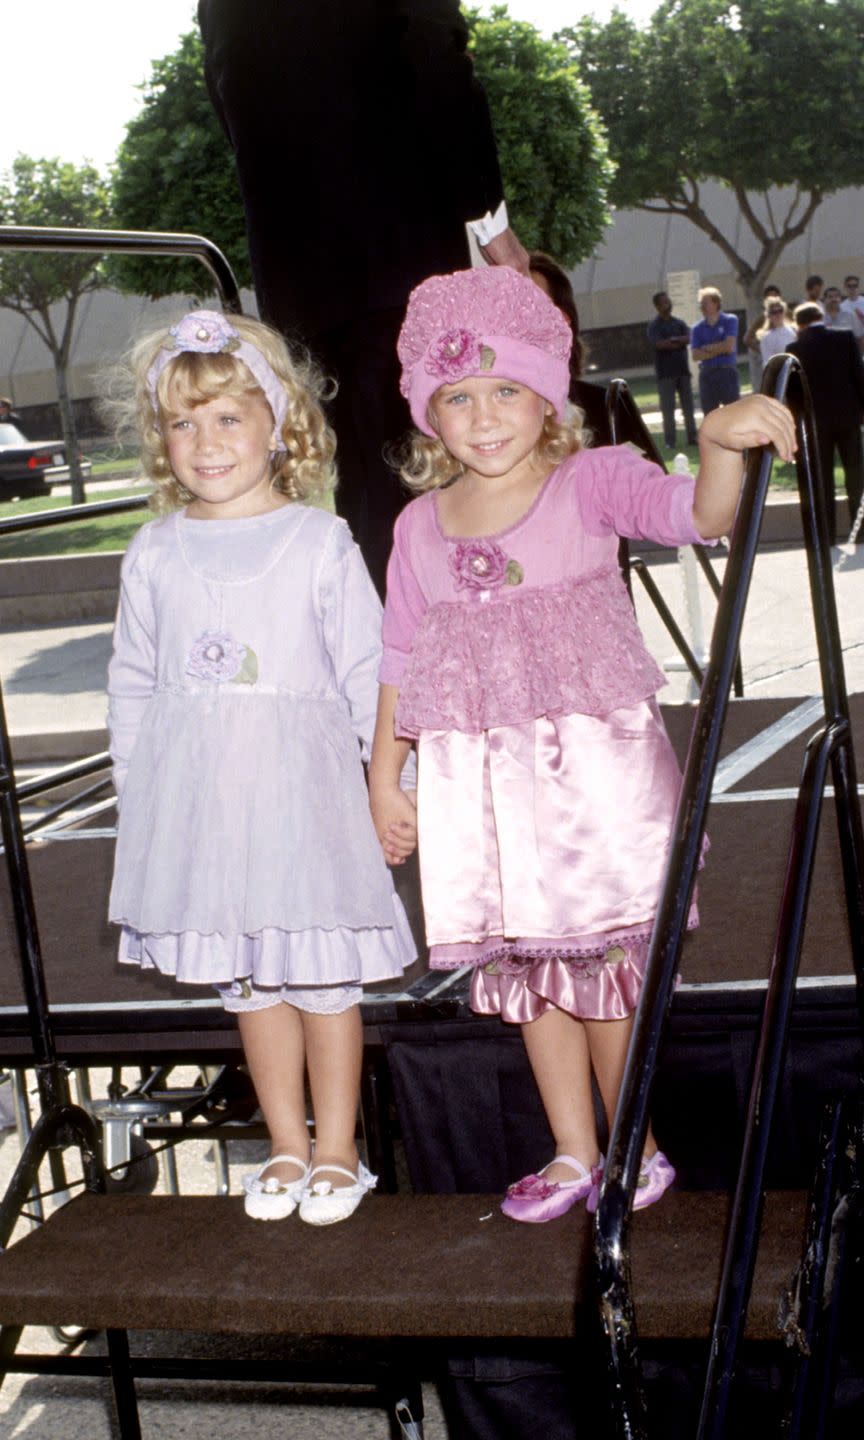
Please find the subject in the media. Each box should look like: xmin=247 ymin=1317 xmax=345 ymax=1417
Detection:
xmin=165 ymin=312 xmax=241 ymax=356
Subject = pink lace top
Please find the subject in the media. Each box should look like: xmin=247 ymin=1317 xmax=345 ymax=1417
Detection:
xmin=381 ymin=446 xmax=712 ymax=738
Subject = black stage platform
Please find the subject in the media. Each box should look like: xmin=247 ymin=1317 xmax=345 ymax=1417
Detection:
xmin=0 ymin=694 xmax=860 ymax=1059
xmin=0 ymin=692 xmax=861 ymax=1200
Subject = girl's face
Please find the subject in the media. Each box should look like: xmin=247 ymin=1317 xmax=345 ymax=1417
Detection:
xmin=429 ymin=375 xmax=551 ymax=485
xmin=164 ymin=388 xmax=281 ymax=519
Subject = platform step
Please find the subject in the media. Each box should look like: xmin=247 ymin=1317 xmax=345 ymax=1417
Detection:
xmin=0 ymin=1190 xmax=806 ymax=1343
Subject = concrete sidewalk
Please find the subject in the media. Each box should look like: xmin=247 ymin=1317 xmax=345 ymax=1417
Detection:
xmin=1 ymin=514 xmax=862 ymax=762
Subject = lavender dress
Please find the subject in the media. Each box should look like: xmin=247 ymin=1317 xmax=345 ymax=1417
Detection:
xmin=381 ymin=447 xmax=713 ymax=1023
xmin=108 ymin=504 xmax=414 ymax=989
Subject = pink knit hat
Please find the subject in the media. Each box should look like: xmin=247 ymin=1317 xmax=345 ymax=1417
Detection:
xmin=398 ymin=267 xmax=572 ymax=436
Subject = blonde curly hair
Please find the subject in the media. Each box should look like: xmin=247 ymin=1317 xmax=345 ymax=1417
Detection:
xmin=123 ymin=313 xmax=337 ymax=514
xmin=397 ymin=407 xmax=585 ymax=493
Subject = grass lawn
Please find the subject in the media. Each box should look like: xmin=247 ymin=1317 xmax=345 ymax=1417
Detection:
xmin=88 ymin=455 xmax=142 ymax=480
xmin=0 ymin=488 xmax=152 ymax=560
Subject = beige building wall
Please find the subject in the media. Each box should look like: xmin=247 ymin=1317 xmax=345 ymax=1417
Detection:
xmin=571 ymin=180 xmax=863 ymax=333
xmin=0 ymin=179 xmax=861 ymax=405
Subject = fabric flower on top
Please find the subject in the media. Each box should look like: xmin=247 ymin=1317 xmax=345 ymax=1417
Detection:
xmin=448 ymin=539 xmax=511 ymax=591
xmin=186 ymin=632 xmax=258 ymax=684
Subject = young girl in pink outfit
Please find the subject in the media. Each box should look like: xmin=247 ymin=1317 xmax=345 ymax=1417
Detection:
xmin=108 ymin=310 xmax=415 ymax=1225
xmin=369 ymin=267 xmax=794 ymax=1222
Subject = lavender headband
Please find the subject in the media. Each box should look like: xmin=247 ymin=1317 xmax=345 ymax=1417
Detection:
xmin=146 ymin=310 xmax=288 ymax=434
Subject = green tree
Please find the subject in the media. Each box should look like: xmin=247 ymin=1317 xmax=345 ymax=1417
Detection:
xmin=466 ymin=5 xmax=613 ymax=264
xmin=562 ymin=0 xmax=864 ymax=320
xmin=111 ymin=13 xmax=612 ymax=303
xmin=0 ymin=156 xmax=111 ymax=502
xmin=111 ymin=30 xmax=252 ymax=300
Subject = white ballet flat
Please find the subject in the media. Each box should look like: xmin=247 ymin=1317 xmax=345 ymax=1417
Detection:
xmin=243 ymin=1153 xmax=310 ymax=1221
xmin=297 ymin=1160 xmax=377 ymax=1226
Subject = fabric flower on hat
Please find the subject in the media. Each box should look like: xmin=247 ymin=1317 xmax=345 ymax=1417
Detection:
xmin=425 ymin=328 xmax=483 ymax=381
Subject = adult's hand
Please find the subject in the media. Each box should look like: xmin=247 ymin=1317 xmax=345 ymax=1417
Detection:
xmin=480 ymin=227 xmax=530 ymax=274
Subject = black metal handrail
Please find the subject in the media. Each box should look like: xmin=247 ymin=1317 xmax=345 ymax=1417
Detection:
xmin=0 ymin=494 xmax=150 ymax=537
xmin=593 ymin=353 xmax=864 ymax=1438
xmin=604 ymin=379 xmax=744 ymax=697
xmin=0 ymin=225 xmax=242 ymax=314
xmin=0 ymin=224 xmax=243 ymax=1222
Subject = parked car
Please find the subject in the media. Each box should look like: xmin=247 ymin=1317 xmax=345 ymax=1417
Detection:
xmin=0 ymin=422 xmax=92 ymax=500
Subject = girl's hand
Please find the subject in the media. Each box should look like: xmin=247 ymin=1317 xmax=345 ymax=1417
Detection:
xmin=699 ymin=395 xmax=797 ymax=463
xmin=370 ymin=784 xmax=418 ymax=866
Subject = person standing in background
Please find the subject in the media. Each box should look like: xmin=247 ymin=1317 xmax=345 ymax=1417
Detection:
xmin=804 ymin=275 xmax=824 ymax=304
xmin=824 ymin=285 xmax=864 ymax=345
xmin=647 ymin=291 xmax=698 ymax=451
xmin=789 ymin=302 xmax=864 ymax=544
xmin=841 ymin=276 xmax=864 ymax=354
xmin=691 ymin=287 xmax=741 ymax=415
xmin=197 ymin=0 xmax=527 ymax=595
xmin=756 ymin=300 xmax=797 ymax=366
xmin=743 ymin=283 xmax=781 ymax=391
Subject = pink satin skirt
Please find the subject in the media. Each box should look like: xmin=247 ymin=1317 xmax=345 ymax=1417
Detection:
xmin=417 ymin=699 xmax=698 ymax=1023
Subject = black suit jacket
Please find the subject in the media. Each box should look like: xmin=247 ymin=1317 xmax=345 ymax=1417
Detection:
xmin=198 ymin=0 xmax=505 ymax=342
xmin=787 ymin=325 xmax=864 ymax=433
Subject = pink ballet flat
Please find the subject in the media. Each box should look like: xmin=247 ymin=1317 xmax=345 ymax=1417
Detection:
xmin=633 ymin=1150 xmax=675 ymax=1210
xmin=584 ymin=1156 xmax=606 ymax=1215
xmin=500 ymin=1154 xmax=596 ymax=1224
xmin=586 ymin=1151 xmax=675 ymax=1215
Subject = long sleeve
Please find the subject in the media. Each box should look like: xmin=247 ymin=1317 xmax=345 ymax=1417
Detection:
xmin=575 ymin=446 xmax=714 ymax=548
xmin=319 ymin=520 xmax=385 ymax=761
xmin=380 ymin=505 xmax=430 ymax=685
xmin=107 ymin=526 xmax=157 ymax=806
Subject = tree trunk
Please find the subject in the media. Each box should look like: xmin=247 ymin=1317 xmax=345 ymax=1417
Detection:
xmin=54 ymin=358 xmax=85 ymax=506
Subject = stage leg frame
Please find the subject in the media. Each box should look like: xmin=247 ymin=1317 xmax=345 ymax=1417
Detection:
xmin=593 ymin=356 xmax=864 ymax=1440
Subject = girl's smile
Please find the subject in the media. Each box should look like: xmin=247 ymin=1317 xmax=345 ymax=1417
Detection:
xmin=165 ymin=389 xmax=284 ymax=519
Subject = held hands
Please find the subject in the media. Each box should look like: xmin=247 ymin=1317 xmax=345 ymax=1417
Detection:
xmin=370 ymin=783 xmax=418 ymax=867
xmin=699 ymin=394 xmax=797 ymax=463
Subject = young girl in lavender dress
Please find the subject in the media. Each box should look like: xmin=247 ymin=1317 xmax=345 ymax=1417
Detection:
xmin=108 ymin=311 xmax=415 ymax=1225
xmin=369 ymin=267 xmax=795 ymax=1222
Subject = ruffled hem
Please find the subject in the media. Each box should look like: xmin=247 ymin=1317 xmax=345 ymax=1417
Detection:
xmin=395 ymin=567 xmax=665 ymax=738
xmin=117 ymin=895 xmax=416 ymax=988
xmin=470 ymin=948 xmax=649 ymax=1023
xmin=431 ymin=908 xmax=697 ymax=1022
xmin=428 ymin=920 xmax=661 ymax=971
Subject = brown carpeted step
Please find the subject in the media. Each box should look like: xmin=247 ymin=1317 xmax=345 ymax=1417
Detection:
xmin=0 ymin=1190 xmax=805 ymax=1342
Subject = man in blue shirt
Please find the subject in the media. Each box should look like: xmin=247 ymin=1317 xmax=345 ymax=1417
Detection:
xmin=690 ymin=286 xmax=741 ymax=415
xmin=647 ymin=291 xmax=698 ymax=450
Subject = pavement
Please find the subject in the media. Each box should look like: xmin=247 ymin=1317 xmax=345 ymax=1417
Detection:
xmin=2 ymin=493 xmax=863 ymax=757
xmin=0 ymin=484 xmax=863 ymax=1438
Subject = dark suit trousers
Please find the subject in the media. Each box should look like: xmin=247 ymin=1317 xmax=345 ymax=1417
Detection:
xmin=816 ymin=422 xmax=864 ymax=543
xmin=312 ymin=309 xmax=412 ymax=597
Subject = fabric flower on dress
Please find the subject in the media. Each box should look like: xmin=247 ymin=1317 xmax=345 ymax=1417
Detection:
xmin=186 ymin=631 xmax=258 ymax=685
xmin=425 ymin=328 xmax=483 ymax=381
xmin=448 ymin=539 xmax=523 ymax=592
xmin=167 ymin=311 xmax=240 ymax=355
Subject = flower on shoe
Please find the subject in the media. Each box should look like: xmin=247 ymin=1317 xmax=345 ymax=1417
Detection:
xmin=425 ymin=327 xmax=483 ymax=381
xmin=506 ymin=1173 xmax=557 ymax=1199
xmin=169 ymin=311 xmax=239 ymax=354
xmin=186 ymin=631 xmax=257 ymax=684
